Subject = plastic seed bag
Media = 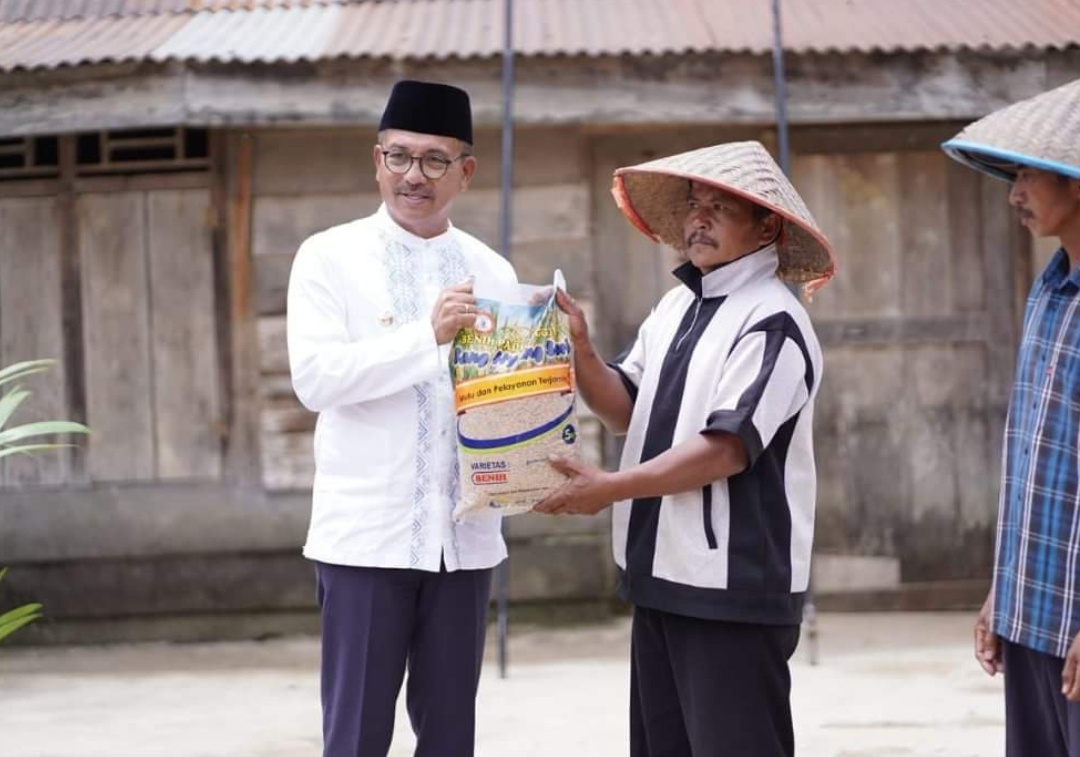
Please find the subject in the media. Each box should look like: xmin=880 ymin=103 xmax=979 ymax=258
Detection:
xmin=450 ymin=270 xmax=579 ymax=520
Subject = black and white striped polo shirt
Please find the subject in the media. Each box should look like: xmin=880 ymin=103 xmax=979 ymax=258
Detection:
xmin=611 ymin=245 xmax=822 ymax=626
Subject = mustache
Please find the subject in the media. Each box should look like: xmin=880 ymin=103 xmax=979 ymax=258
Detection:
xmin=686 ymin=231 xmax=717 ymax=247
xmin=396 ymin=184 xmax=434 ymax=199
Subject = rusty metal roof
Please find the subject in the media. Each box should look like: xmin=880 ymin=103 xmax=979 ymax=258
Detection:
xmin=0 ymin=0 xmax=1077 ymax=72
xmin=0 ymin=0 xmax=353 ymax=22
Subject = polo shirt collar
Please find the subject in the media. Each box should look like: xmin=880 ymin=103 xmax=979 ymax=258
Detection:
xmin=1041 ymin=247 xmax=1080 ymax=291
xmin=673 ymin=244 xmax=780 ymax=299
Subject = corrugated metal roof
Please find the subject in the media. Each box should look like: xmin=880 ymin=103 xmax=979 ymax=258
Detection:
xmin=0 ymin=12 xmax=190 ymax=70
xmin=0 ymin=0 xmax=1077 ymax=72
xmin=0 ymin=0 xmax=355 ymax=22
xmin=0 ymin=0 xmax=181 ymax=22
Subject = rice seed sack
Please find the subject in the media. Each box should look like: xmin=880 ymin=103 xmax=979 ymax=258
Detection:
xmin=450 ymin=272 xmax=579 ymax=519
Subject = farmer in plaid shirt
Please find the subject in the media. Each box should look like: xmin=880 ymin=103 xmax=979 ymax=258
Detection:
xmin=944 ymin=78 xmax=1080 ymax=756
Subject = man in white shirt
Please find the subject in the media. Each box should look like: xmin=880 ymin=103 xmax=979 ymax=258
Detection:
xmin=287 ymin=80 xmax=517 ymax=757
xmin=536 ymin=142 xmax=837 ymax=756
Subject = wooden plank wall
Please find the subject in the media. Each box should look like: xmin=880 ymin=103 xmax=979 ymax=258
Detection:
xmin=0 ymin=195 xmax=69 ymax=485
xmin=251 ymin=126 xmax=604 ymax=493
xmin=78 ymin=191 xmax=157 ymax=481
xmin=0 ymin=166 xmax=224 ymax=491
xmin=792 ymin=130 xmax=1026 ymax=582
xmin=147 ymin=190 xmax=223 ymax=480
xmin=77 ymin=186 xmax=223 ymax=484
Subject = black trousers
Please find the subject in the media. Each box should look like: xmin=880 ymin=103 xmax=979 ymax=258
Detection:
xmin=1004 ymin=640 xmax=1080 ymax=757
xmin=314 ymin=561 xmax=493 ymax=757
xmin=630 ymin=605 xmax=800 ymax=757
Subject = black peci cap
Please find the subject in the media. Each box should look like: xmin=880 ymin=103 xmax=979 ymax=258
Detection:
xmin=378 ymin=80 xmax=473 ymax=145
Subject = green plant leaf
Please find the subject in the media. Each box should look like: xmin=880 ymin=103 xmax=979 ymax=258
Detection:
xmin=0 ymin=611 xmax=42 ymax=643
xmin=0 ymin=570 xmax=43 ymax=643
xmin=0 ymin=421 xmax=90 ymax=447
xmin=0 ymin=602 xmax=44 ymax=641
xmin=0 ymin=444 xmax=77 ymax=460
xmin=0 ymin=387 xmax=30 ymax=430
xmin=0 ymin=359 xmax=56 ymax=388
xmin=0 ymin=602 xmax=42 ymax=625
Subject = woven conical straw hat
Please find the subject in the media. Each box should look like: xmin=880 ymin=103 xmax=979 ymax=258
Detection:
xmin=942 ymin=77 xmax=1080 ymax=182
xmin=612 ymin=141 xmax=837 ymax=295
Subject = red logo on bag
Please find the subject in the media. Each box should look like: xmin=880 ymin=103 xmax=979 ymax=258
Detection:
xmin=473 ymin=310 xmax=495 ymax=334
xmin=472 ymin=471 xmax=508 ymax=485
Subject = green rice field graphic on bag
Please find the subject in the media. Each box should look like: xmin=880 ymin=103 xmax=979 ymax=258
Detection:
xmin=450 ymin=270 xmax=579 ymax=520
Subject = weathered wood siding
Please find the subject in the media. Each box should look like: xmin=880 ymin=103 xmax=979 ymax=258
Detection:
xmin=78 ymin=185 xmax=223 ymax=483
xmin=0 ymin=171 xmax=223 ymax=489
xmin=0 ymin=114 xmax=1041 ymax=638
xmin=79 ymin=190 xmax=156 ymax=481
xmin=0 ymin=195 xmax=69 ymax=485
xmin=793 ymin=128 xmax=1025 ymax=582
xmin=6 ymin=49 xmax=1079 ymax=140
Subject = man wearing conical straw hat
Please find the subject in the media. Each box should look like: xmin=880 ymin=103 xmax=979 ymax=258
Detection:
xmin=943 ymin=78 xmax=1080 ymax=756
xmin=535 ymin=140 xmax=836 ymax=755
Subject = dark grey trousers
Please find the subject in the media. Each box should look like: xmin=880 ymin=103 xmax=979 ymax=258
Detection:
xmin=314 ymin=561 xmax=493 ymax=757
xmin=630 ymin=605 xmax=800 ymax=757
xmin=1004 ymin=640 xmax=1080 ymax=757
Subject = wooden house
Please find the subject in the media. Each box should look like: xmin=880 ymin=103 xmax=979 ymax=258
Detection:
xmin=0 ymin=0 xmax=1077 ymax=640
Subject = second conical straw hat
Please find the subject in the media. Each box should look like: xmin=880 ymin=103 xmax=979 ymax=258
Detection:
xmin=942 ymin=77 xmax=1080 ymax=181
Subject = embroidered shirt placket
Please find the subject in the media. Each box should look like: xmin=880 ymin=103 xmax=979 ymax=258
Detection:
xmin=378 ymin=228 xmax=432 ymax=569
xmin=430 ymin=237 xmax=466 ymax=569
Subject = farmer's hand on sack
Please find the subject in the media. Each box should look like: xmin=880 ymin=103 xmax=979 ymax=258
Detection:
xmin=554 ymin=289 xmax=591 ymax=348
xmin=431 ymin=281 xmax=478 ymax=345
xmin=974 ymin=593 xmax=1002 ymax=676
xmin=534 ymin=456 xmax=616 ymax=516
xmin=1063 ymin=632 xmax=1080 ymax=700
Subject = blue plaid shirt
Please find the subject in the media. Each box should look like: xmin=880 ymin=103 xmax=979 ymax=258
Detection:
xmin=994 ymin=248 xmax=1080 ymax=658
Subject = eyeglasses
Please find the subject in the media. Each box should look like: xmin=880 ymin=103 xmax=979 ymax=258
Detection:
xmin=378 ymin=147 xmax=470 ymax=180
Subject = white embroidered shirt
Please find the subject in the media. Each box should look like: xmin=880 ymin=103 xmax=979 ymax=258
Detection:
xmin=287 ymin=204 xmax=518 ymax=571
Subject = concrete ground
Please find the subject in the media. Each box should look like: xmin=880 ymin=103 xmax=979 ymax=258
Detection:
xmin=1 ymin=612 xmax=1003 ymax=756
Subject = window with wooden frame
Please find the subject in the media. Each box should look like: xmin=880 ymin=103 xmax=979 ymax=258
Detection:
xmin=0 ymin=128 xmax=211 ymax=182
xmin=75 ymin=127 xmax=210 ymax=175
xmin=0 ymin=136 xmax=60 ymax=181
